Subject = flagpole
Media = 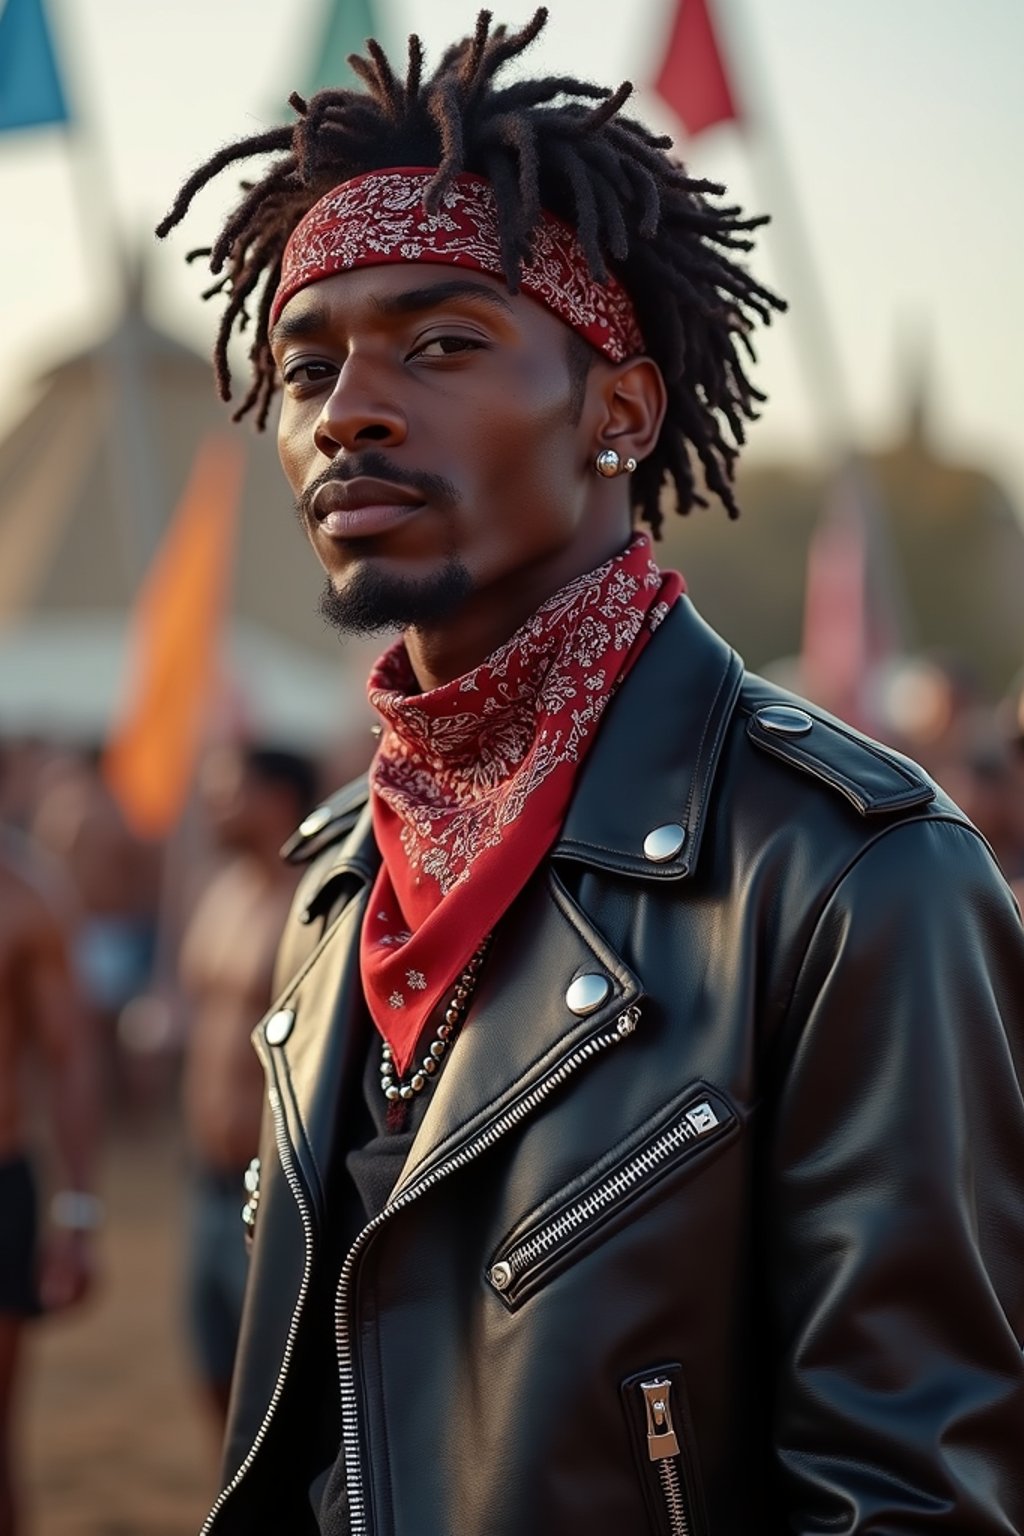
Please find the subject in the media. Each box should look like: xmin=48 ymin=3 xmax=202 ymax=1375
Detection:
xmin=297 ymin=0 xmax=390 ymax=101
xmin=708 ymin=0 xmax=854 ymax=461
xmin=0 ymin=0 xmax=158 ymax=583
xmin=33 ymin=2 xmax=189 ymax=1022
xmin=49 ymin=0 xmax=167 ymax=583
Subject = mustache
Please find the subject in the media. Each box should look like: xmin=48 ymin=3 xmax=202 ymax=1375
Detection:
xmin=295 ymin=451 xmax=460 ymax=524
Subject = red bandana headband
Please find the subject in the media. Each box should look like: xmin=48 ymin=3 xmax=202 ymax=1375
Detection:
xmin=272 ymin=166 xmax=644 ymax=362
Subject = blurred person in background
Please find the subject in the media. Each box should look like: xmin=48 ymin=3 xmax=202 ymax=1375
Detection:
xmin=997 ymin=675 xmax=1024 ymax=906
xmin=179 ymin=744 xmax=316 ymax=1431
xmin=0 ymin=739 xmax=59 ymax=833
xmin=945 ymin=723 xmax=1024 ymax=893
xmin=159 ymin=11 xmax=1024 ymax=1533
xmin=29 ymin=751 xmax=159 ymax=1112
xmin=884 ymin=657 xmax=1024 ymax=893
xmin=0 ymin=751 xmax=99 ymax=1536
xmin=879 ymin=651 xmax=983 ymax=782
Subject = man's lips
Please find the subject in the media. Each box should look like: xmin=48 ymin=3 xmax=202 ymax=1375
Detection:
xmin=310 ymin=477 xmax=426 ymax=539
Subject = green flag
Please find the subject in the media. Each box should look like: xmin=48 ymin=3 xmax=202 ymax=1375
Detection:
xmin=303 ymin=0 xmax=383 ymax=97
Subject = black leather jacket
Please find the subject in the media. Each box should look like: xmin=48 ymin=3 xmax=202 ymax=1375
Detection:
xmin=207 ymin=599 xmax=1024 ymax=1535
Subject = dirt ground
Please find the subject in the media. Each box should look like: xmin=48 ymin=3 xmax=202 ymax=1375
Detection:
xmin=19 ymin=1122 xmax=216 ymax=1536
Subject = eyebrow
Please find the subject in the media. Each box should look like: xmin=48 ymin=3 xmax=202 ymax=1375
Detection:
xmin=269 ymin=276 xmax=514 ymax=348
xmin=372 ymin=279 xmax=515 ymax=319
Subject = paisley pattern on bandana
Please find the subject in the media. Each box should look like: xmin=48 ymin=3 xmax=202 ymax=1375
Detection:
xmin=272 ymin=167 xmax=644 ymax=363
xmin=361 ymin=534 xmax=684 ymax=1072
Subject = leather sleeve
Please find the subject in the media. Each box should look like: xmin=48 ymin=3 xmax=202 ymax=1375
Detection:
xmin=769 ymin=815 xmax=1024 ymax=1532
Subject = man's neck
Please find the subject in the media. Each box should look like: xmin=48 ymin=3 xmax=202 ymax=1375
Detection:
xmin=402 ymin=529 xmax=633 ymax=692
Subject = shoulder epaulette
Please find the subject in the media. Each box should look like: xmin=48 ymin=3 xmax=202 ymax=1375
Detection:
xmin=743 ymin=694 xmax=935 ymax=816
xmin=279 ymin=774 xmax=370 ymax=864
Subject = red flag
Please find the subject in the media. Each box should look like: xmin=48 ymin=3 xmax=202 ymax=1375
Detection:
xmin=654 ymin=0 xmax=739 ymax=137
xmin=103 ymin=436 xmax=243 ymax=838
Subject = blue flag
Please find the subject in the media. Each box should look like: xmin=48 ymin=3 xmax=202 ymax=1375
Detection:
xmin=0 ymin=0 xmax=69 ymax=134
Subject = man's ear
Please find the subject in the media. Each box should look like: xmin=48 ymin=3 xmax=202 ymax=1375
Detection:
xmin=590 ymin=356 xmax=667 ymax=464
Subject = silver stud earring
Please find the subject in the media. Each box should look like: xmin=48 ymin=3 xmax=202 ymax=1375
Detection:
xmin=594 ymin=448 xmax=638 ymax=478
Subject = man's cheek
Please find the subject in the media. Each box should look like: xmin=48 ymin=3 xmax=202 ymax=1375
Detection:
xmin=277 ymin=413 xmax=317 ymax=492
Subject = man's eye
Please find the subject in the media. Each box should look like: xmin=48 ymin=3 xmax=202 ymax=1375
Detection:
xmin=412 ymin=335 xmax=484 ymax=359
xmin=282 ymin=360 xmax=336 ymax=387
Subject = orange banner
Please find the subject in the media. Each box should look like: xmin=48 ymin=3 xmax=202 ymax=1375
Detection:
xmin=103 ymin=435 xmax=243 ymax=838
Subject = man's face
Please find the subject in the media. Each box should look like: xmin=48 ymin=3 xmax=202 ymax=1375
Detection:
xmin=199 ymin=746 xmax=255 ymax=852
xmin=271 ymin=263 xmax=625 ymax=638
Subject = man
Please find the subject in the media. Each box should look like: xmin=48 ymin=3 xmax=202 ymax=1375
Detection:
xmin=29 ymin=751 xmax=159 ymax=1113
xmin=0 ymin=821 xmax=98 ymax=1536
xmin=160 ymin=13 xmax=1024 ymax=1533
xmin=179 ymin=745 xmax=316 ymax=1431
xmin=998 ymin=676 xmax=1024 ymax=907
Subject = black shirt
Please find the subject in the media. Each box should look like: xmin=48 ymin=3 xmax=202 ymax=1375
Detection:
xmin=314 ymin=1018 xmax=437 ymax=1535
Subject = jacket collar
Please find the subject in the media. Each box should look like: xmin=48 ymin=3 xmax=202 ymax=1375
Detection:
xmin=554 ymin=595 xmax=742 ymax=879
xmin=393 ymin=865 xmax=644 ymax=1195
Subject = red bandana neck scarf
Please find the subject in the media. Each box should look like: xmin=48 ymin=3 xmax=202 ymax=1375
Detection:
xmin=361 ymin=535 xmax=684 ymax=1072
xmin=272 ymin=167 xmax=644 ymax=363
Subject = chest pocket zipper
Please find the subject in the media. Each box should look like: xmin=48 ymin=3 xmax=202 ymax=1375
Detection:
xmin=488 ymin=1086 xmax=734 ymax=1306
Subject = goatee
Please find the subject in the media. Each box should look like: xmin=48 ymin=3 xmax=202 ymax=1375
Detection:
xmin=318 ymin=558 xmax=474 ymax=638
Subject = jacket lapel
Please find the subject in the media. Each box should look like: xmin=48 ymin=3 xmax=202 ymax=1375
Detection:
xmin=254 ymin=804 xmax=380 ymax=1223
xmin=392 ymin=867 xmax=642 ymax=1196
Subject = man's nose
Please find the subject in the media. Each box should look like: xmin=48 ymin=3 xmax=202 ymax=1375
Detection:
xmin=313 ymin=361 xmax=407 ymax=458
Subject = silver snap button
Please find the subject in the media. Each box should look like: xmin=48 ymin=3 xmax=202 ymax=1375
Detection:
xmin=265 ymin=1008 xmax=296 ymax=1046
xmin=756 ymin=705 xmax=813 ymax=736
xmin=298 ymin=805 xmax=333 ymax=837
xmin=489 ymin=1261 xmax=513 ymax=1292
xmin=565 ymin=973 xmax=610 ymax=1016
xmin=642 ymin=823 xmax=687 ymax=863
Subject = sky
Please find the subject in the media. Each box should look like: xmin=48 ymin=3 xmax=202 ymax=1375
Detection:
xmin=1 ymin=0 xmax=1022 ymax=513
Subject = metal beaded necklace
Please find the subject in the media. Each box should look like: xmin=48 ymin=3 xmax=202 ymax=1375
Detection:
xmin=379 ymin=938 xmax=490 ymax=1105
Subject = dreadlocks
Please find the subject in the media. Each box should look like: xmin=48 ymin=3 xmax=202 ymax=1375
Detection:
xmin=157 ymin=8 xmax=785 ymax=530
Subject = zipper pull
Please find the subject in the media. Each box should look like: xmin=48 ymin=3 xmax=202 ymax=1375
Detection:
xmin=640 ymin=1377 xmax=680 ymax=1461
xmin=616 ymin=1004 xmax=641 ymax=1038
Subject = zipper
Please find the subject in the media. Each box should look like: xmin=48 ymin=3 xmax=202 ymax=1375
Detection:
xmin=335 ymin=1001 xmax=642 ymax=1536
xmin=199 ymin=1081 xmax=315 ymax=1535
xmin=488 ymin=1093 xmax=725 ymax=1303
xmin=639 ymin=1378 xmax=691 ymax=1536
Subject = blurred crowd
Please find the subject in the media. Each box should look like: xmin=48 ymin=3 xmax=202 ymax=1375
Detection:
xmin=0 ymin=725 xmax=369 ymax=1532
